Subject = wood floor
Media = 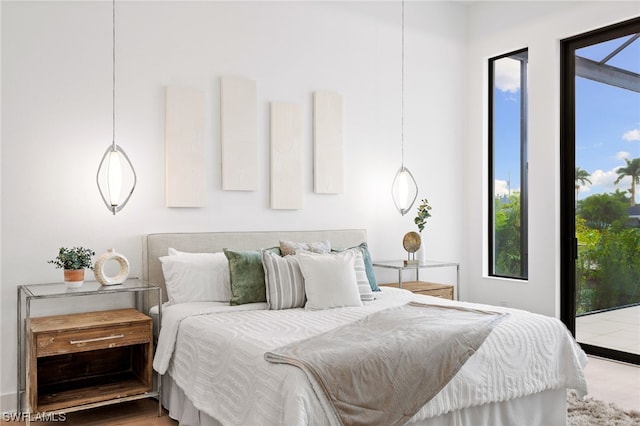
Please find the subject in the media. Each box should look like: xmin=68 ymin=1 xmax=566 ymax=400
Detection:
xmin=1 ymin=399 xmax=177 ymax=426
xmin=3 ymin=355 xmax=638 ymax=425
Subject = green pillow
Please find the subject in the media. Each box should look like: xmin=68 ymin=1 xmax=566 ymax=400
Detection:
xmin=223 ymin=247 xmax=279 ymax=305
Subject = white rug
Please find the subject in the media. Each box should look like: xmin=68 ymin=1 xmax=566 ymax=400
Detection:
xmin=568 ymin=390 xmax=640 ymax=426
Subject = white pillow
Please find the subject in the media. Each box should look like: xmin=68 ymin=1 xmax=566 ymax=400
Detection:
xmin=296 ymin=250 xmax=362 ymax=310
xmin=159 ymin=251 xmax=231 ymax=304
xmin=168 ymin=247 xmax=211 ymax=256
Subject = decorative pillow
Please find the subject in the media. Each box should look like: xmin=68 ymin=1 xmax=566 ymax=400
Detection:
xmin=333 ymin=242 xmax=380 ymax=292
xmin=352 ymin=249 xmax=375 ymax=302
xmin=296 ymin=250 xmax=362 ymax=310
xmin=262 ymin=249 xmax=306 ymax=310
xmin=280 ymin=240 xmax=331 ymax=257
xmin=159 ymin=252 xmax=231 ymax=304
xmin=224 ymin=248 xmax=278 ymax=305
xmin=168 ymin=248 xmax=197 ymax=256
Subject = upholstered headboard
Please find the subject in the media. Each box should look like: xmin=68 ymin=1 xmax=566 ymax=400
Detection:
xmin=142 ymin=229 xmax=368 ymax=307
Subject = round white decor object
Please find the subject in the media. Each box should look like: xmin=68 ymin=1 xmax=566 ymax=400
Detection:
xmin=94 ymin=248 xmax=130 ymax=285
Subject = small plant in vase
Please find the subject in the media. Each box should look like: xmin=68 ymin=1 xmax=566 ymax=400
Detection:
xmin=48 ymin=247 xmax=95 ymax=288
xmin=414 ymin=198 xmax=433 ymax=261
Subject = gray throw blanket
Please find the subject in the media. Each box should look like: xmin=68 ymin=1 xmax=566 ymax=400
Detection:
xmin=264 ymin=302 xmax=508 ymax=426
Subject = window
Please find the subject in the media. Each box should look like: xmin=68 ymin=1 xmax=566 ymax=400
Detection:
xmin=489 ymin=49 xmax=529 ymax=279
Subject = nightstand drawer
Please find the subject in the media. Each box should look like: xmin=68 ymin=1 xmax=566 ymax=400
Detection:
xmin=35 ymin=322 xmax=151 ymax=357
xmin=381 ymin=281 xmax=454 ymax=300
xmin=413 ymin=287 xmax=453 ymax=299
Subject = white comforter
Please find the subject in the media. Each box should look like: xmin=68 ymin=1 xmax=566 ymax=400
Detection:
xmin=154 ymin=288 xmax=588 ymax=425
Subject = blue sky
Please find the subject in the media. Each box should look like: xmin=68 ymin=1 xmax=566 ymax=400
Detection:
xmin=493 ymin=54 xmax=523 ymax=198
xmin=493 ymin=34 xmax=639 ymax=203
xmin=575 ymin=35 xmax=640 ymax=202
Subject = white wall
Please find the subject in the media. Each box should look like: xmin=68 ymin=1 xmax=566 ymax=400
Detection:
xmin=0 ymin=1 xmax=466 ymax=408
xmin=464 ymin=2 xmax=639 ymax=316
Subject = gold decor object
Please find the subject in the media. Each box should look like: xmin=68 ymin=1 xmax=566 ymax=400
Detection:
xmin=94 ymin=248 xmax=130 ymax=286
xmin=402 ymin=231 xmax=421 ymax=265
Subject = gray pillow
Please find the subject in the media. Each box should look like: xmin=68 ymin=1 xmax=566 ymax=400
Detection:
xmin=352 ymin=249 xmax=375 ymax=301
xmin=279 ymin=240 xmax=331 ymax=256
xmin=262 ymin=249 xmax=306 ymax=310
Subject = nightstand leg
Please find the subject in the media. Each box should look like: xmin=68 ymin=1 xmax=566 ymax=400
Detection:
xmin=398 ymin=271 xmax=403 ymax=289
xmin=456 ymin=265 xmax=460 ymax=300
xmin=16 ymin=287 xmax=21 ymax=414
xmin=157 ymin=288 xmax=163 ymax=416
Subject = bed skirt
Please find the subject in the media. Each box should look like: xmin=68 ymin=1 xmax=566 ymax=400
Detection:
xmin=161 ymin=374 xmax=567 ymax=426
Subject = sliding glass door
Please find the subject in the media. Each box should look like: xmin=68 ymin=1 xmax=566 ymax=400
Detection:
xmin=561 ymin=18 xmax=640 ymax=364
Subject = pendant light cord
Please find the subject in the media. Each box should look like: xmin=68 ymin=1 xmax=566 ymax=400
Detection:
xmin=112 ymin=0 xmax=116 ymax=149
xmin=401 ymin=0 xmax=405 ymax=169
xmin=97 ymin=0 xmax=137 ymax=215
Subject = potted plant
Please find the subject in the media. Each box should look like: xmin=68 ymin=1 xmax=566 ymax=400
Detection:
xmin=413 ymin=198 xmax=433 ymax=262
xmin=414 ymin=198 xmax=432 ymax=233
xmin=48 ymin=247 xmax=95 ymax=288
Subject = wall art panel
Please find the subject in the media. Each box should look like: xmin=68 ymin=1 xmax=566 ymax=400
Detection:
xmin=165 ymin=86 xmax=205 ymax=207
xmin=313 ymin=91 xmax=344 ymax=194
xmin=220 ymin=76 xmax=258 ymax=191
xmin=270 ymin=102 xmax=303 ymax=210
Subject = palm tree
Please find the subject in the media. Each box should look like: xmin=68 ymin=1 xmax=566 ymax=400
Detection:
xmin=575 ymin=167 xmax=592 ymax=203
xmin=614 ymin=158 xmax=640 ymax=206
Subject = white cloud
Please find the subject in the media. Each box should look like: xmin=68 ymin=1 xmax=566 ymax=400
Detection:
xmin=577 ymin=184 xmax=591 ymax=196
xmin=622 ymin=129 xmax=640 ymax=141
xmin=615 ymin=151 xmax=630 ymax=161
xmin=494 ymin=58 xmax=521 ymax=93
xmin=582 ymin=168 xmax=632 ymax=198
xmin=494 ymin=179 xmax=509 ymax=197
xmin=494 ymin=179 xmax=519 ymax=197
xmin=590 ymin=169 xmax=618 ymax=188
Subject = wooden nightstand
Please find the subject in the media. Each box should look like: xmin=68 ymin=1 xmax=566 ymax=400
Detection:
xmin=26 ymin=308 xmax=153 ymax=413
xmin=17 ymin=279 xmax=162 ymax=417
xmin=381 ymin=281 xmax=454 ymax=300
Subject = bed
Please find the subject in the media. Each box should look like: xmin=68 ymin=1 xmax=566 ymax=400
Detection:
xmin=142 ymin=229 xmax=588 ymax=426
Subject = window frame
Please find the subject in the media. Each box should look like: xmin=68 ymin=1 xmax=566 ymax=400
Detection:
xmin=488 ymin=48 xmax=529 ymax=280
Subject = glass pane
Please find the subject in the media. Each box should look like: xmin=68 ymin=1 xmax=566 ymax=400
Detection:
xmin=490 ymin=50 xmax=528 ymax=279
xmin=574 ymin=33 xmax=640 ymax=356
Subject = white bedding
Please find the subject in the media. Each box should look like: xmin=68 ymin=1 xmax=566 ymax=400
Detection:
xmin=154 ymin=287 xmax=588 ymax=425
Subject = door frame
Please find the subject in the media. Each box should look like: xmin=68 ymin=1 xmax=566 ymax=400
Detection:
xmin=560 ymin=17 xmax=640 ymax=365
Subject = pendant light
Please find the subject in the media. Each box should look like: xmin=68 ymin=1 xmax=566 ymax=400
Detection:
xmin=97 ymin=0 xmax=136 ymax=215
xmin=391 ymin=0 xmax=418 ymax=216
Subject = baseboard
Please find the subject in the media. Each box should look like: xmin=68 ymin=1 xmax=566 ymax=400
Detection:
xmin=0 ymin=391 xmax=17 ymax=414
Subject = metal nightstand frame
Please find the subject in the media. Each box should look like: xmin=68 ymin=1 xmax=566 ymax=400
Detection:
xmin=372 ymin=260 xmax=460 ymax=299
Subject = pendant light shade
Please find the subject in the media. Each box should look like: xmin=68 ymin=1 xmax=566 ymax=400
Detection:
xmin=97 ymin=0 xmax=136 ymax=215
xmin=97 ymin=143 xmax=137 ymax=215
xmin=392 ymin=166 xmax=418 ymax=216
xmin=391 ymin=0 xmax=418 ymax=216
